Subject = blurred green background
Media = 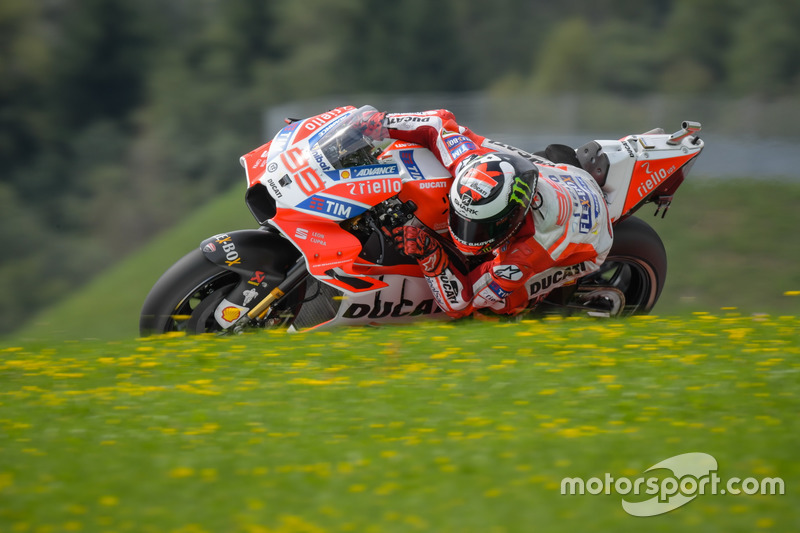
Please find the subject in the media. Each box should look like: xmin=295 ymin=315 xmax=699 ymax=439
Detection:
xmin=2 ymin=0 xmax=800 ymax=338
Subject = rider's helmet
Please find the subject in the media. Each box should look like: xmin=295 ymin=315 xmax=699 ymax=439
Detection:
xmin=448 ymin=152 xmax=539 ymax=256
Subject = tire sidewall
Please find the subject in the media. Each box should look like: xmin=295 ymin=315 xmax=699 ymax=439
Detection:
xmin=607 ymin=216 xmax=668 ymax=312
xmin=139 ymin=248 xmax=229 ymax=336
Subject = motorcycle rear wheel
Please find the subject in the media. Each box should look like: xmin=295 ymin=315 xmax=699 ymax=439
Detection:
xmin=581 ymin=215 xmax=667 ymax=315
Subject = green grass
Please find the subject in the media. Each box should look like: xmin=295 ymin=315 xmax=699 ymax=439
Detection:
xmin=1 ymin=315 xmax=798 ymax=532
xmin=655 ymin=178 xmax=800 ymax=315
xmin=10 ymin=177 xmax=800 ymax=343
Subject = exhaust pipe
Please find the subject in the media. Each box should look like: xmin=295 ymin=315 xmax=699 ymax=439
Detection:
xmin=667 ymin=121 xmax=702 ymax=145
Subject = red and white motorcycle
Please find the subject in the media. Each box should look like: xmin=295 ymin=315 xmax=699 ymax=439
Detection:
xmin=140 ymin=105 xmax=704 ymax=335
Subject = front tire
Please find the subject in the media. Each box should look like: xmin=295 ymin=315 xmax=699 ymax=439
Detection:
xmin=139 ymin=248 xmax=304 ymax=336
xmin=139 ymin=249 xmax=238 ymax=336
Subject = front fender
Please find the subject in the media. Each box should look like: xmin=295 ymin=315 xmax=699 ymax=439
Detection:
xmin=200 ymin=229 xmax=301 ymax=281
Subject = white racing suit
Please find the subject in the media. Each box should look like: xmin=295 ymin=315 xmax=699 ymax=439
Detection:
xmin=379 ymin=109 xmax=614 ymax=318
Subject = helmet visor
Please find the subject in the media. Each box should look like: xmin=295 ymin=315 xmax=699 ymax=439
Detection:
xmin=448 ymin=206 xmax=519 ymax=254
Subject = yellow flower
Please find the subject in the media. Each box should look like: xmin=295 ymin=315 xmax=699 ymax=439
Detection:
xmin=98 ymin=496 xmax=118 ymax=506
xmin=0 ymin=472 xmax=14 ymax=490
xmin=168 ymin=467 xmax=195 ymax=479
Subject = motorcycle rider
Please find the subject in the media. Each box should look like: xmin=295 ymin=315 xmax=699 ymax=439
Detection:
xmin=359 ymin=108 xmax=614 ymax=318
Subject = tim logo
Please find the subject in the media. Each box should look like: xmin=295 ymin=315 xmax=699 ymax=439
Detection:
xmin=399 ymin=151 xmax=424 ymax=180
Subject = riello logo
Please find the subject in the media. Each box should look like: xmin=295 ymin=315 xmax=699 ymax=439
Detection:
xmin=636 ymin=160 xmax=677 ymax=198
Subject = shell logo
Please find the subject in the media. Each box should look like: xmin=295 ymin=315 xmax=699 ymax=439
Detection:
xmin=221 ymin=306 xmax=241 ymax=322
xmin=340 ymin=170 xmax=351 ymax=180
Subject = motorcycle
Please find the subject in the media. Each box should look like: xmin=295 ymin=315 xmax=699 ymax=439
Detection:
xmin=139 ymin=105 xmax=704 ymax=335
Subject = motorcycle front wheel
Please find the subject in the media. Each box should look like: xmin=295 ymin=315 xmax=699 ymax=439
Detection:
xmin=139 ymin=248 xmax=302 ymax=336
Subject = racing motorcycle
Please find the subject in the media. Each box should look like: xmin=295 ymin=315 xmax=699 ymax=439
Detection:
xmin=139 ymin=105 xmax=704 ymax=335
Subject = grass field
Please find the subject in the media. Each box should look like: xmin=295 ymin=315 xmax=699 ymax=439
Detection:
xmin=2 ymin=314 xmax=798 ymax=532
xmin=3 ymin=177 xmax=798 ymax=531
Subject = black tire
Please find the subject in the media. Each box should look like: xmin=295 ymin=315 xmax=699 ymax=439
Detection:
xmin=581 ymin=216 xmax=668 ymax=315
xmin=139 ymin=248 xmax=238 ymax=336
xmin=139 ymin=248 xmax=304 ymax=336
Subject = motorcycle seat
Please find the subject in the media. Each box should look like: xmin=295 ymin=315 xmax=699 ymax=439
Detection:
xmin=535 ymin=142 xmax=608 ymax=188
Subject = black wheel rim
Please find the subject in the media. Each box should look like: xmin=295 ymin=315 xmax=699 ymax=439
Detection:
xmin=163 ymin=272 xmax=239 ymax=333
xmin=580 ymin=256 xmax=658 ymax=315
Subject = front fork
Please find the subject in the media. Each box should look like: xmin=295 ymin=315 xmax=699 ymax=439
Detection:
xmin=232 ymin=258 xmax=309 ymax=333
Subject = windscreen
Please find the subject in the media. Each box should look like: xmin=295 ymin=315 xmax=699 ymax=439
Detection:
xmin=315 ymin=106 xmax=379 ymax=169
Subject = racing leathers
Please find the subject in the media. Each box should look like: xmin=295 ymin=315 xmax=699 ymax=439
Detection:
xmin=372 ymin=109 xmax=614 ymax=319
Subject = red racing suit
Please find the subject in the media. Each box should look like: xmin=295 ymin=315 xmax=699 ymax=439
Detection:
xmin=378 ymin=109 xmax=614 ymax=318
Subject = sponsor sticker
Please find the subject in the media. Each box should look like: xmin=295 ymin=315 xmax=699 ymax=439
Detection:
xmin=493 ymin=265 xmax=523 ymax=281
xmin=220 ymin=306 xmax=241 ymax=322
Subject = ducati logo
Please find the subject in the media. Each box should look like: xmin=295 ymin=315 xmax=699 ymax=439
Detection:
xmin=460 ymin=166 xmax=500 ymax=201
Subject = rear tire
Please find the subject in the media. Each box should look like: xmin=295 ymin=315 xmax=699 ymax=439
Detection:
xmin=584 ymin=216 xmax=667 ymax=315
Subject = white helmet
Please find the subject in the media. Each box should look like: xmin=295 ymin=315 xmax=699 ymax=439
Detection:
xmin=448 ymin=152 xmax=538 ymax=255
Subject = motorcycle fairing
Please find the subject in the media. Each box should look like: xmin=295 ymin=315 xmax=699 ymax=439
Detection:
xmin=623 ymin=153 xmax=698 ymax=214
xmin=382 ymin=141 xmax=454 ymax=233
xmin=300 ymin=275 xmax=448 ymax=330
xmin=248 ymin=107 xmax=458 ymax=296
xmin=240 ymin=140 xmax=274 ymax=188
xmin=595 ymin=131 xmax=704 ymax=221
xmin=199 ymin=230 xmax=300 ymax=280
xmin=200 ymin=230 xmax=303 ymax=328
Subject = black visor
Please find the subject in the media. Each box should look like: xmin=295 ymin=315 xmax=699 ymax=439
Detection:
xmin=449 ymin=204 xmax=522 ymax=253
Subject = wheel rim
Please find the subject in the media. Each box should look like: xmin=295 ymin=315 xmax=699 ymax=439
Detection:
xmin=162 ymin=272 xmax=239 ymax=333
xmin=580 ymin=256 xmax=659 ymax=315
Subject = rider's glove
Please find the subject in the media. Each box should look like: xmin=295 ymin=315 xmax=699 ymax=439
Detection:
xmin=388 ymin=226 xmax=448 ymax=277
xmin=357 ymin=110 xmax=388 ymax=140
